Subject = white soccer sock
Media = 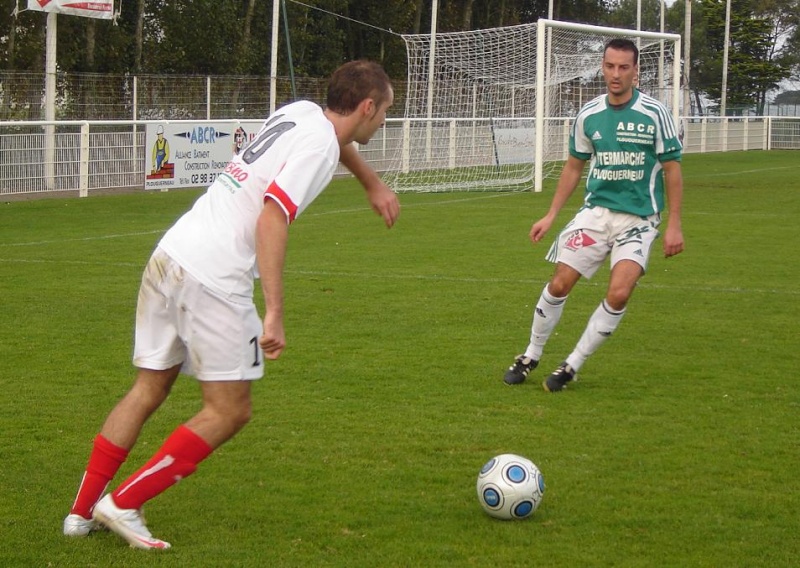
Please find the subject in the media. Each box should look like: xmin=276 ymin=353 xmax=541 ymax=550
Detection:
xmin=524 ymin=285 xmax=568 ymax=361
xmin=566 ymin=300 xmax=626 ymax=372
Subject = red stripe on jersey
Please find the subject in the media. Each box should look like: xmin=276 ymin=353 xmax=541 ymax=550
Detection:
xmin=264 ymin=180 xmax=297 ymax=223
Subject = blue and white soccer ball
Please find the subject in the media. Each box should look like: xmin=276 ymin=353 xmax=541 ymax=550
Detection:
xmin=476 ymin=453 xmax=545 ymax=520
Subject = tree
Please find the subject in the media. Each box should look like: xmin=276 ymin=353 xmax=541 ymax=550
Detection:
xmin=676 ymin=0 xmax=796 ymax=115
xmin=603 ymin=0 xmax=666 ymax=31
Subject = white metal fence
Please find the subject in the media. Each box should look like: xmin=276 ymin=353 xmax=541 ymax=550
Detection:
xmin=1 ymin=116 xmax=799 ymax=197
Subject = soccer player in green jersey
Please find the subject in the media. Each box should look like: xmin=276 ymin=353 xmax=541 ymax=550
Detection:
xmin=503 ymin=38 xmax=685 ymax=392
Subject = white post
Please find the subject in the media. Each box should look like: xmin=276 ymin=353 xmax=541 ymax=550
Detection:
xmin=206 ymin=76 xmax=212 ymax=119
xmin=79 ymin=122 xmax=90 ymax=197
xmin=673 ymin=37 xmax=682 ymax=130
xmin=448 ymin=119 xmax=456 ymax=169
xmin=765 ymin=117 xmax=771 ymax=150
xmin=132 ymin=76 xmax=138 ymax=167
xmin=132 ymin=76 xmax=138 ymax=121
xmin=720 ymin=0 xmax=731 ymax=117
xmin=722 ymin=118 xmax=729 ymax=151
xmin=700 ymin=117 xmax=707 ymax=153
xmin=45 ymin=12 xmax=57 ymax=190
xmin=472 ymin=83 xmax=477 ymax=150
xmin=742 ymin=117 xmax=749 ymax=150
xmin=270 ymin=0 xmax=280 ymax=114
xmin=425 ymin=0 xmax=438 ymax=161
xmin=534 ymin=19 xmax=546 ymax=192
xmin=402 ymin=119 xmax=410 ymax=174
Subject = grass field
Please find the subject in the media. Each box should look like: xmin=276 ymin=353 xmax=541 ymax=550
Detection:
xmin=1 ymin=150 xmax=798 ymax=567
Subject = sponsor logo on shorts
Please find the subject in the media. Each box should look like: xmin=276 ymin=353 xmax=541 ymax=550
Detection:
xmin=616 ymin=226 xmax=649 ymax=246
xmin=564 ymin=230 xmax=597 ymax=251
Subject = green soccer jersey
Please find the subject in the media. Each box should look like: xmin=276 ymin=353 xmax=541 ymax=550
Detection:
xmin=569 ymin=89 xmax=682 ymax=217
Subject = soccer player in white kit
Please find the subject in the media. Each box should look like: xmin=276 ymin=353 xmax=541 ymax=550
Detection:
xmin=503 ymin=38 xmax=685 ymax=392
xmin=63 ymin=60 xmax=399 ymax=549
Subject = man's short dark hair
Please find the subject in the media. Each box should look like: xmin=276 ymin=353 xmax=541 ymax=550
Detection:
xmin=604 ymin=38 xmax=639 ymax=65
xmin=326 ymin=60 xmax=392 ymax=115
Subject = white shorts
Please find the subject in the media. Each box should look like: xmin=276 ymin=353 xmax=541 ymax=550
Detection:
xmin=133 ymin=248 xmax=264 ymax=381
xmin=546 ymin=206 xmax=661 ymax=279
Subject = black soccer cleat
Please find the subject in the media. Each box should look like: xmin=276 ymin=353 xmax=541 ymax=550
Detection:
xmin=503 ymin=355 xmax=538 ymax=385
xmin=542 ymin=362 xmax=576 ymax=392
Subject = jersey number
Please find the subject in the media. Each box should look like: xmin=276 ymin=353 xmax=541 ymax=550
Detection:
xmin=241 ymin=114 xmax=297 ymax=164
xmin=249 ymin=336 xmax=260 ymax=367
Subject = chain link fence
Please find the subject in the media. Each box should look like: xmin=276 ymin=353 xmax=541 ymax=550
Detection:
xmin=0 ymin=71 xmax=409 ymax=121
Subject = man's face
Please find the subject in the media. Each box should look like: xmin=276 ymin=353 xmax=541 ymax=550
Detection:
xmin=354 ymin=87 xmax=394 ymax=145
xmin=602 ymin=47 xmax=638 ymax=101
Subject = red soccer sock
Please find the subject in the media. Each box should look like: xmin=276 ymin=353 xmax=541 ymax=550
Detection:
xmin=111 ymin=425 xmax=213 ymax=511
xmin=70 ymin=434 xmax=129 ymax=519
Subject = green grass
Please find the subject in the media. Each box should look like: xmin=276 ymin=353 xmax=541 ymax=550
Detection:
xmin=1 ymin=150 xmax=798 ymax=567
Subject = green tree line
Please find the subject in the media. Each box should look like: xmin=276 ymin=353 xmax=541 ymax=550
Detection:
xmin=1 ymin=0 xmax=798 ymax=113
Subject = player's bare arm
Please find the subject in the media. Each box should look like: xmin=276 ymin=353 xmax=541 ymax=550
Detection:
xmin=661 ymin=159 xmax=684 ymax=258
xmin=255 ymin=200 xmax=289 ymax=359
xmin=339 ymin=142 xmax=400 ymax=228
xmin=530 ymin=156 xmax=586 ymax=243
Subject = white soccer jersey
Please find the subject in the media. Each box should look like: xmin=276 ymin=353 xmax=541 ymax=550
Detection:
xmin=159 ymin=101 xmax=339 ymax=300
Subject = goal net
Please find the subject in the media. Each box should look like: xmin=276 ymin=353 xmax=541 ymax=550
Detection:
xmin=383 ymin=19 xmax=681 ymax=193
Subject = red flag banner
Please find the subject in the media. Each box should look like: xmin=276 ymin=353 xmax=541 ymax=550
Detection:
xmin=27 ymin=0 xmax=114 ymax=20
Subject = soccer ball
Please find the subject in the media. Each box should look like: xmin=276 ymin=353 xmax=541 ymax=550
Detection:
xmin=476 ymin=454 xmax=545 ymax=520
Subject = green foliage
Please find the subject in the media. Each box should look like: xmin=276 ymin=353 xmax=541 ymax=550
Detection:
xmin=602 ymin=0 xmax=666 ymax=30
xmin=694 ymin=0 xmax=789 ymax=112
xmin=1 ymin=0 xmax=796 ymax=110
xmin=1 ymin=150 xmax=799 ymax=566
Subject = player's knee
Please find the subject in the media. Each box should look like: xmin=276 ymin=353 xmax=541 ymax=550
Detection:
xmin=605 ymin=287 xmax=632 ymax=311
xmin=129 ymin=380 xmax=172 ymax=413
xmin=217 ymin=400 xmax=252 ymax=434
xmin=549 ymin=264 xmax=581 ymax=297
xmin=547 ymin=278 xmax=574 ymax=298
xmin=233 ymin=402 xmax=252 ymax=431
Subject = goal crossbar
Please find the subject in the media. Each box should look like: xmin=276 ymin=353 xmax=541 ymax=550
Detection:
xmin=534 ymin=19 xmax=681 ymax=191
xmin=384 ymin=19 xmax=683 ymax=193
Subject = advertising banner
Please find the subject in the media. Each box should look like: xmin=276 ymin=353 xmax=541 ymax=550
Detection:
xmin=145 ymin=121 xmax=262 ymax=191
xmin=27 ymin=0 xmax=115 ymax=19
xmin=493 ymin=121 xmax=536 ymax=165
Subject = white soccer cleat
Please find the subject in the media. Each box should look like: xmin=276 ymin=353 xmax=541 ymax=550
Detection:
xmin=63 ymin=513 xmax=98 ymax=537
xmin=92 ymin=495 xmax=171 ymax=550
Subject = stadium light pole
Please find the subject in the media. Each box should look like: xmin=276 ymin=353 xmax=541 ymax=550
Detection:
xmin=683 ymin=0 xmax=692 ymax=117
xmin=636 ymin=0 xmax=642 ymax=30
xmin=270 ymin=0 xmax=280 ymax=114
xmin=636 ymin=0 xmax=642 ymax=50
xmin=720 ymin=0 xmax=731 ymax=116
xmin=659 ymin=0 xmax=665 ymax=102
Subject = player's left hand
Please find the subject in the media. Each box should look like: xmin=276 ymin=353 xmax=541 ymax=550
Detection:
xmin=366 ymin=181 xmax=400 ymax=228
xmin=259 ymin=316 xmax=286 ymax=360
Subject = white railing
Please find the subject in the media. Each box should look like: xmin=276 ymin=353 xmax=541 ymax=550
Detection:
xmin=1 ymin=116 xmax=799 ymax=197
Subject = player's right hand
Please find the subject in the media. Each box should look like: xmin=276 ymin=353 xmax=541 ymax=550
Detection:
xmin=530 ymin=218 xmax=553 ymax=243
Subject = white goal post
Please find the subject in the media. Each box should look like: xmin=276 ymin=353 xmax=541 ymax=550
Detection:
xmin=383 ymin=19 xmax=682 ymax=193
